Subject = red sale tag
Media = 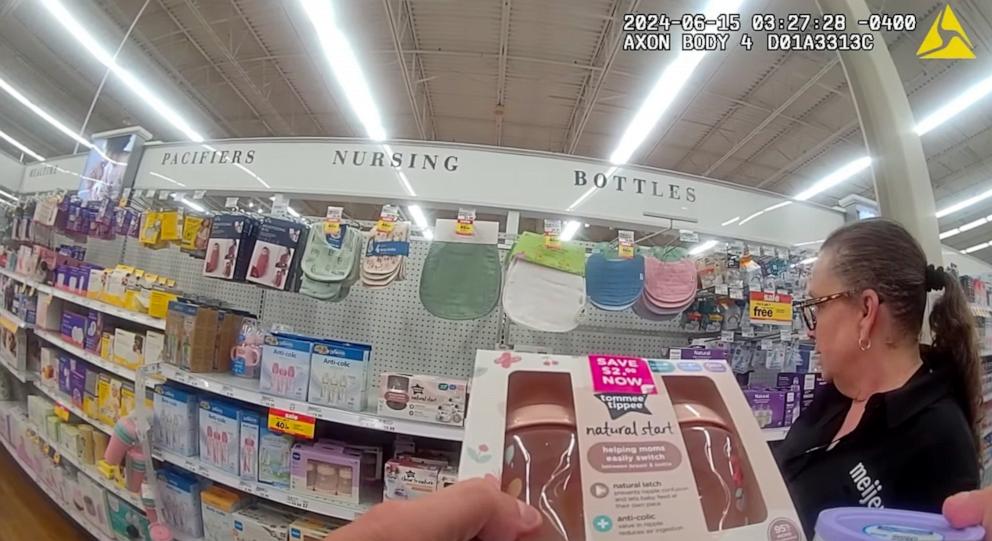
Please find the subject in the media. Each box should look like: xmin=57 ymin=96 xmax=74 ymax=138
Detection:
xmin=267 ymin=408 xmax=316 ymax=439
xmin=588 ymin=355 xmax=657 ymax=395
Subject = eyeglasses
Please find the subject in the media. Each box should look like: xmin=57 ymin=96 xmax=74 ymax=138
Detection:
xmin=794 ymin=290 xmax=855 ymax=331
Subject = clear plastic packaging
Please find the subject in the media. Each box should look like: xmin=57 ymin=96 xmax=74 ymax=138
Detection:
xmin=502 ymin=372 xmax=584 ymax=541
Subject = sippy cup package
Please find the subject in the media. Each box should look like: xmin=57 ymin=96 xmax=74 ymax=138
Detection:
xmin=459 ymin=350 xmax=806 ymax=541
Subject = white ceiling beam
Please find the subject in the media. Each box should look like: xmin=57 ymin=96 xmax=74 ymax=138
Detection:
xmin=398 ymin=0 xmax=437 ymax=139
xmin=702 ymin=58 xmax=839 ymax=176
xmin=230 ymin=0 xmax=326 ymax=135
xmin=175 ymin=0 xmax=294 ymax=135
xmin=562 ymin=0 xmax=635 ymax=155
xmin=383 ymin=0 xmax=426 ymax=140
xmin=494 ymin=0 xmax=511 ymax=146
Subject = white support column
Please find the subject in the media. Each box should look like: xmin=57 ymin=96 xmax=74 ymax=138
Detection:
xmin=815 ymin=0 xmax=942 ymax=264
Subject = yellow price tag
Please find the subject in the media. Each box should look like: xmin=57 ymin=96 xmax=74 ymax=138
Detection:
xmin=324 ymin=221 xmax=341 ymax=236
xmin=618 ymin=244 xmax=634 ymax=259
xmin=54 ymin=404 xmax=70 ymax=422
xmin=455 ymin=221 xmax=475 ymax=236
xmin=0 ymin=315 xmax=17 ymax=333
xmin=748 ymin=292 xmax=793 ymax=326
xmin=267 ymin=408 xmax=316 ymax=439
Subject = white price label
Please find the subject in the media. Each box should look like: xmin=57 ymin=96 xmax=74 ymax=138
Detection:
xmin=760 ymin=339 xmax=774 ymax=350
xmin=742 ymin=327 xmax=755 ymax=338
xmin=225 ymin=197 xmax=239 ymax=208
xmin=196 ymin=464 xmax=210 ymax=476
xmin=271 ymin=194 xmax=289 ymax=216
xmin=360 ymin=416 xmax=396 ymax=432
xmin=144 ymin=189 xmax=157 ymax=198
xmin=729 ymin=287 xmax=744 ymax=300
xmin=287 ymin=495 xmax=310 ymax=510
xmin=306 ymin=405 xmax=323 ymax=417
xmin=192 ymin=190 xmax=206 ymax=200
xmin=721 ymin=330 xmax=735 ymax=342
xmin=254 ymin=486 xmax=269 ymax=498
xmin=669 ymin=348 xmax=682 ymax=360
xmin=715 ymin=285 xmax=729 ymax=296
xmin=220 ymin=385 xmax=235 ymax=398
xmin=158 ymin=190 xmax=170 ymax=201
xmin=679 ymin=229 xmax=699 ymax=243
xmin=260 ymin=396 xmax=276 ymax=408
xmin=780 ymin=329 xmax=792 ymax=341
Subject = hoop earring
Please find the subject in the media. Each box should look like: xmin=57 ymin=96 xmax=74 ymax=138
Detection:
xmin=858 ymin=338 xmax=872 ymax=351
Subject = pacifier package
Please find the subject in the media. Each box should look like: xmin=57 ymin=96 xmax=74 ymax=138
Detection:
xmin=459 ymin=350 xmax=805 ymax=541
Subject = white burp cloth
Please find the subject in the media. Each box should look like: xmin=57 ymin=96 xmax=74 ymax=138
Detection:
xmin=502 ymin=257 xmax=585 ymax=332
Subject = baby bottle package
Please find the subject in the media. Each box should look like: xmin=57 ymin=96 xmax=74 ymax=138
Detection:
xmin=459 ymin=350 xmax=805 ymax=541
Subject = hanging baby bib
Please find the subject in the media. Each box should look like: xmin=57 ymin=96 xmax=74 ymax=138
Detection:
xmin=585 ymin=253 xmax=644 ymax=311
xmin=299 ymin=224 xmax=362 ymax=302
xmin=643 ymin=257 xmax=698 ymax=307
xmin=502 ymin=232 xmax=586 ymax=332
xmin=362 ymin=222 xmax=410 ymax=288
xmin=419 ymin=219 xmax=501 ymax=320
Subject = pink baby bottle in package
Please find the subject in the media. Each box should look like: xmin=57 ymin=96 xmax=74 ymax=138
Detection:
xmin=502 ymin=372 xmax=584 ymax=541
xmin=674 ymin=402 xmax=749 ymax=531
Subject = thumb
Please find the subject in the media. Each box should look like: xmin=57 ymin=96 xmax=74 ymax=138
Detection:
xmin=943 ymin=490 xmax=992 ymax=531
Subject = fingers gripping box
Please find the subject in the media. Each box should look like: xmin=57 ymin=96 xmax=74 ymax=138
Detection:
xmin=458 ymin=350 xmax=806 ymax=541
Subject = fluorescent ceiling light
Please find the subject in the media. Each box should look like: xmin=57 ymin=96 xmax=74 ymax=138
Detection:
xmin=721 ymin=216 xmax=740 ymax=226
xmin=0 ymin=76 xmax=99 ymax=153
xmin=567 ymin=166 xmax=617 ymax=211
xmin=0 ymin=188 xmax=17 ymax=202
xmin=936 ymin=186 xmax=992 ymax=218
xmin=0 ymin=127 xmax=44 ymax=161
xmin=689 ymin=239 xmax=718 ymax=255
xmin=559 ymin=220 xmax=581 ymax=241
xmin=301 ymin=0 xmax=386 ymax=141
xmin=793 ymin=156 xmax=872 ymax=201
xmin=939 ymin=214 xmax=992 ymax=239
xmin=608 ymin=0 xmax=743 ymax=165
xmin=149 ymin=172 xmax=186 ymax=187
xmin=288 ymin=207 xmax=301 ymax=218
xmin=799 ymin=256 xmax=818 ymax=265
xmin=962 ymin=241 xmax=990 ymax=254
xmin=179 ymin=197 xmax=205 ymax=213
xmin=939 ymin=228 xmax=960 ymax=240
xmin=406 ymin=204 xmax=429 ymax=229
xmin=40 ymin=0 xmax=204 ymax=142
xmin=793 ymin=239 xmax=824 ymax=246
xmin=916 ymin=73 xmax=992 ymax=136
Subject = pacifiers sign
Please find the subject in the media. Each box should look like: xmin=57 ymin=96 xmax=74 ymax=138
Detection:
xmin=589 ymin=355 xmax=657 ymax=419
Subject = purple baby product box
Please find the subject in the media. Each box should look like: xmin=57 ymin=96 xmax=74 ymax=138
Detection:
xmin=743 ymin=389 xmax=798 ymax=428
xmin=61 ymin=311 xmax=87 ymax=347
xmin=776 ymin=372 xmax=826 ymax=411
xmin=669 ymin=347 xmax=728 ymax=361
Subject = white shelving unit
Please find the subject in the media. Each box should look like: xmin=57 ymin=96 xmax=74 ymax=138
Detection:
xmin=32 ymin=382 xmax=114 ymax=436
xmin=159 ymin=364 xmax=464 ymax=441
xmin=153 ymin=447 xmax=367 ymax=520
xmin=0 ymin=268 xmax=166 ymax=330
xmin=0 ymin=350 xmax=34 ymax=382
xmin=0 ymin=410 xmax=116 ymax=541
xmin=34 ymin=328 xmax=160 ymax=388
xmin=0 ymin=307 xmax=31 ymax=329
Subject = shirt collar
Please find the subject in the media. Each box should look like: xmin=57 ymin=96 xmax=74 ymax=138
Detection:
xmin=868 ymin=352 xmax=952 ymax=429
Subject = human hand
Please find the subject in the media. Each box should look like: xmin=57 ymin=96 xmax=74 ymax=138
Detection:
xmin=325 ymin=477 xmax=543 ymax=541
xmin=944 ymin=489 xmax=992 ymax=539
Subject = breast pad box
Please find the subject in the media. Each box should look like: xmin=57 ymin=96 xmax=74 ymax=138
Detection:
xmin=459 ymin=349 xmax=806 ymax=541
xmin=259 ymin=333 xmax=313 ymax=401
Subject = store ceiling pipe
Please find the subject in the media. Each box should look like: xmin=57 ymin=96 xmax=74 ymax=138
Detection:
xmin=814 ymin=0 xmax=940 ymax=264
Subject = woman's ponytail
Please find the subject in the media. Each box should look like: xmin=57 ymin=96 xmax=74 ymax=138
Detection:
xmin=927 ymin=265 xmax=982 ymax=454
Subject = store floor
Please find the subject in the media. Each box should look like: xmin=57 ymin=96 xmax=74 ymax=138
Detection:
xmin=0 ymin=445 xmax=92 ymax=541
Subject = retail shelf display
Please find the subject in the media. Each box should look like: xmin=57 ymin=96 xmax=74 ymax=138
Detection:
xmin=153 ymin=446 xmax=367 ymax=520
xmin=0 ymin=268 xmax=166 ymax=330
xmin=0 ymin=406 xmax=117 ymax=541
xmin=33 ymin=328 xmax=160 ymax=389
xmin=0 ymin=350 xmax=34 ymax=382
xmin=159 ymin=364 xmax=463 ymax=441
xmin=0 ymin=308 xmax=31 ymax=329
xmin=32 ymin=381 xmax=114 ymax=436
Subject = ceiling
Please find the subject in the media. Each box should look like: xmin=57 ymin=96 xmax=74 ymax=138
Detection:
xmin=1 ymin=0 xmax=992 ymax=258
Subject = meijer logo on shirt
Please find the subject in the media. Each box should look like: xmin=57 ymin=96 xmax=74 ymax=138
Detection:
xmin=850 ymin=462 xmax=884 ymax=508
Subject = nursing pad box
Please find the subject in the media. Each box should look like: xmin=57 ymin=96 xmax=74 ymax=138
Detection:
xmin=362 ymin=221 xmax=410 ymax=288
xmin=460 ymin=350 xmax=805 ymax=541
xmin=585 ymin=253 xmax=645 ymax=310
xmin=419 ymin=219 xmax=501 ymax=320
xmin=247 ymin=217 xmax=306 ymax=291
xmin=309 ymin=340 xmax=372 ymax=412
xmin=203 ymin=213 xmax=259 ymax=281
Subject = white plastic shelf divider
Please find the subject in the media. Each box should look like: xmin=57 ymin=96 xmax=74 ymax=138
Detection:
xmin=0 ymin=308 xmax=31 ymax=329
xmin=0 ymin=350 xmax=35 ymax=382
xmin=0 ymin=268 xmax=166 ymax=330
xmin=159 ymin=365 xmax=464 ymax=441
xmin=34 ymin=328 xmax=159 ymax=389
xmin=153 ymin=447 xmax=366 ymax=520
xmin=33 ymin=382 xmax=115 ymax=436
xmin=762 ymin=427 xmax=789 ymax=442
xmin=0 ymin=410 xmax=116 ymax=541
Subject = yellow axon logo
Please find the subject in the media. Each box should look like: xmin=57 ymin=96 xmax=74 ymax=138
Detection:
xmin=917 ymin=4 xmax=976 ymax=59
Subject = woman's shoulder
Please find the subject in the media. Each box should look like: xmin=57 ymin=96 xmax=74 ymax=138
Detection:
xmin=901 ymin=395 xmax=974 ymax=447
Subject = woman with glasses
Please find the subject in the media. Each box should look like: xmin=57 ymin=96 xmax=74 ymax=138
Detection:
xmin=778 ymin=219 xmax=980 ymax=536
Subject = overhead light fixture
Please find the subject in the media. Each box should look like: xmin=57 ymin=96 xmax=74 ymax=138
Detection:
xmin=737 ymin=200 xmax=792 ymax=226
xmin=962 ymin=241 xmax=990 ymax=254
xmin=799 ymin=256 xmax=818 ymax=265
xmin=793 ymin=156 xmax=872 ymax=201
xmin=793 ymin=239 xmax=824 ymax=246
xmin=721 ymin=216 xmax=740 ymax=226
xmin=0 ymin=127 xmax=44 ymax=161
xmin=608 ymin=0 xmax=743 ymax=166
xmin=40 ymin=0 xmax=205 ymax=142
xmin=288 ymin=207 xmax=301 ymax=218
xmin=300 ymin=0 xmax=386 ymax=141
xmin=0 ymin=76 xmax=101 ymax=154
xmin=559 ymin=220 xmax=582 ymax=241
xmin=179 ymin=197 xmax=205 ymax=213
xmin=940 ymin=214 xmax=992 ymax=239
xmin=936 ymin=185 xmax=992 ymax=218
xmin=567 ymin=166 xmax=617 ymax=211
xmin=688 ymin=239 xmax=718 ymax=255
xmin=406 ymin=204 xmax=432 ymax=239
xmin=916 ymin=73 xmax=992 ymax=136
xmin=0 ymin=188 xmax=17 ymax=202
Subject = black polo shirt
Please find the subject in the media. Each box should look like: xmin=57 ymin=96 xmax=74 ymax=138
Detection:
xmin=775 ymin=356 xmax=979 ymax=537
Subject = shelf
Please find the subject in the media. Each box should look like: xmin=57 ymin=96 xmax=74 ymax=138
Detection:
xmin=32 ymin=382 xmax=114 ymax=436
xmin=972 ymin=304 xmax=992 ymax=317
xmin=34 ymin=328 xmax=159 ymax=388
xmin=0 ymin=268 xmax=166 ymax=330
xmin=0 ymin=350 xmax=34 ymax=383
xmin=153 ymin=447 xmax=367 ymax=520
xmin=159 ymin=365 xmax=464 ymax=441
xmin=762 ymin=426 xmax=789 ymax=442
xmin=0 ymin=409 xmax=116 ymax=541
xmin=0 ymin=308 xmax=31 ymax=330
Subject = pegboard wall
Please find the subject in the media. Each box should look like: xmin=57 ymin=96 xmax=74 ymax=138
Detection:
xmin=87 ymin=231 xmax=707 ymax=403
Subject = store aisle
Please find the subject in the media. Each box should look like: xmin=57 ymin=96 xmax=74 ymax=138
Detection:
xmin=0 ymin=446 xmax=91 ymax=541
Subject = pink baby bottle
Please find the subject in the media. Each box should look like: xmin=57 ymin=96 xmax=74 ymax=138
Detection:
xmin=502 ymin=372 xmax=584 ymax=541
xmin=674 ymin=402 xmax=749 ymax=531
